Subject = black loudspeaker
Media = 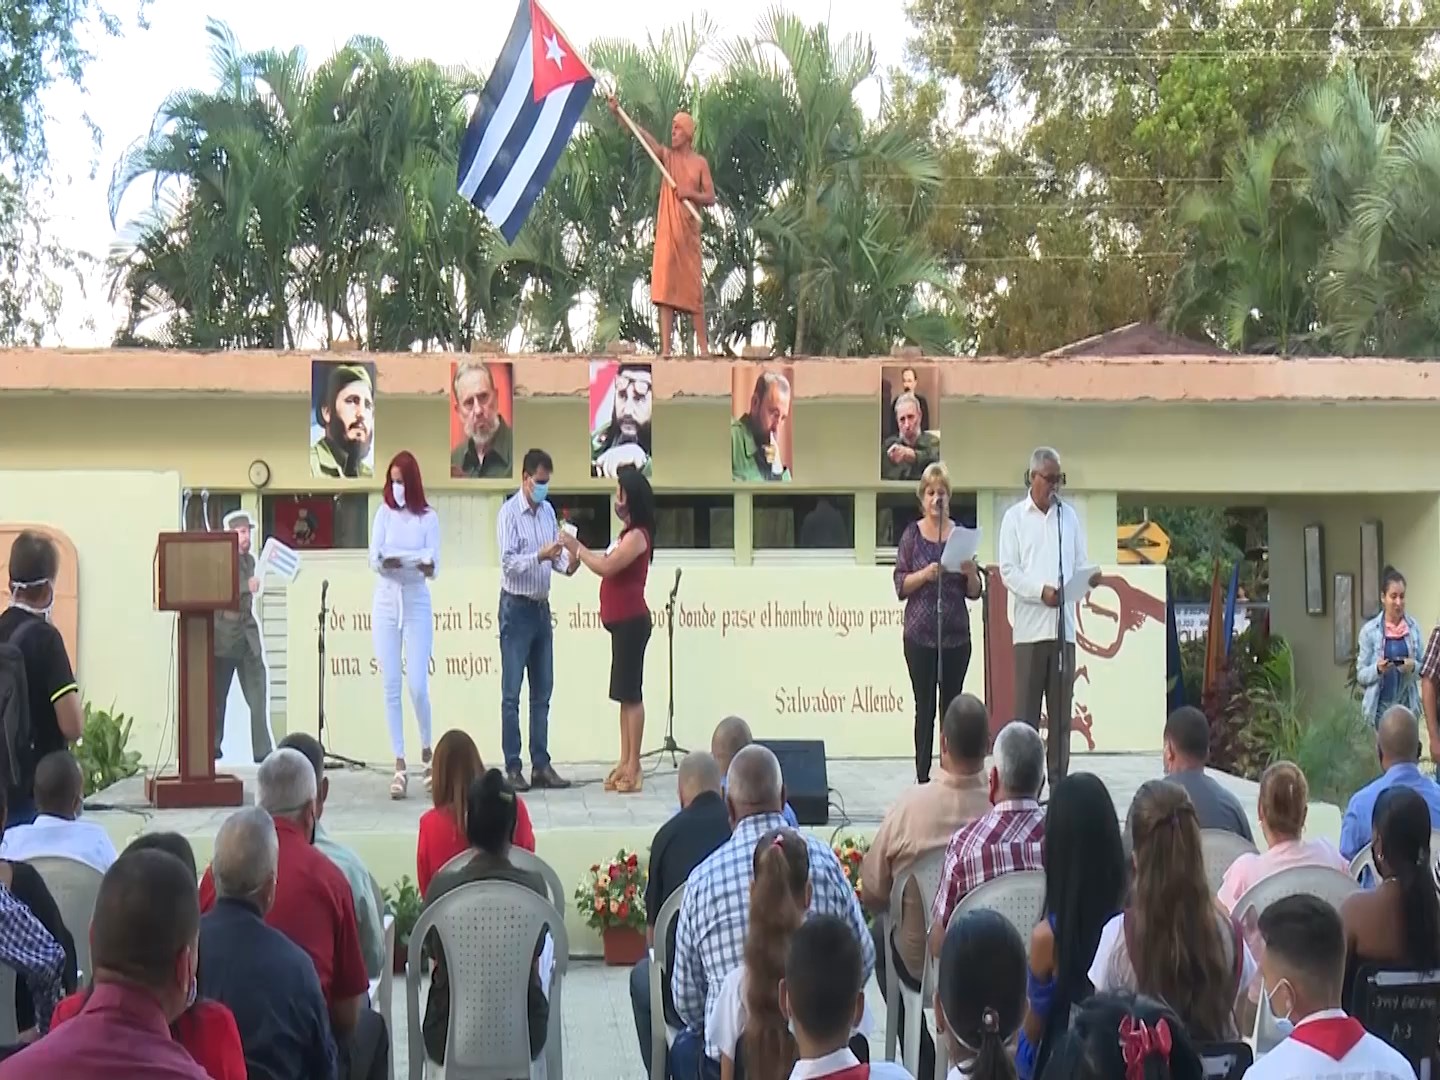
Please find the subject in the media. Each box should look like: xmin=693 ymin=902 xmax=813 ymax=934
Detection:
xmin=757 ymin=739 xmax=829 ymax=826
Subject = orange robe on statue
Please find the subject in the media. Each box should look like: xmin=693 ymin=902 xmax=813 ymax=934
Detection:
xmin=651 ymin=148 xmax=705 ymax=316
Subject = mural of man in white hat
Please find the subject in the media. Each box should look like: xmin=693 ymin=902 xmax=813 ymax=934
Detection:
xmin=214 ymin=509 xmax=272 ymax=762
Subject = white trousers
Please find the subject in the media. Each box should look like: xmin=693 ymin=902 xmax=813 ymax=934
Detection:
xmin=373 ymin=579 xmax=433 ymax=759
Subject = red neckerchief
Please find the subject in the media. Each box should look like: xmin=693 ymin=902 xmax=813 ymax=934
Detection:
xmin=818 ymin=1066 xmax=869 ymax=1080
xmin=1288 ymin=1015 xmax=1368 ymax=1061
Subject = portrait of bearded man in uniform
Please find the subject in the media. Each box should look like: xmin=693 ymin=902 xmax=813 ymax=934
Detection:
xmin=590 ymin=361 xmax=654 ymax=478
xmin=309 ymin=360 xmax=376 ymax=479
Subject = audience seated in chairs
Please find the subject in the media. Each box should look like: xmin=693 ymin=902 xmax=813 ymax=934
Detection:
xmin=782 ymin=915 xmax=910 ymax=1080
xmin=672 ymin=745 xmax=874 ymax=1080
xmin=928 ymin=722 xmax=1046 ymax=960
xmin=1040 ymin=993 xmax=1204 ymax=1080
xmin=0 ymin=783 xmax=74 ymax=1046
xmin=196 ymin=809 xmax=338 ymax=1080
xmin=1342 ymin=787 xmax=1440 ymax=1005
xmin=422 ymin=767 xmax=552 ymax=1069
xmin=713 ymin=829 xmax=874 ymax=1080
xmin=1129 ymin=707 xmax=1252 ymax=843
xmin=278 ymin=734 xmax=388 ymax=979
xmin=933 ymin=909 xmax=1027 ymax=1080
xmin=0 ymin=751 xmax=117 ymax=874
xmin=1250 ymin=894 xmax=1415 ymax=1080
xmin=711 ymin=717 xmax=799 ymax=828
xmin=1340 ymin=706 xmax=1440 ymax=863
xmin=630 ymin=751 xmax=731 ymax=1065
xmin=416 ymin=728 xmax=536 ymax=897
xmin=1218 ymin=762 xmax=1347 ymax=915
xmin=1017 ymin=773 xmax=1127 ymax=1080
xmin=1091 ymin=780 xmax=1256 ymax=1042
xmin=52 ymin=831 xmax=245 ymax=1080
xmin=862 ymin=692 xmax=992 ymax=1054
xmin=0 ymin=849 xmax=209 ymax=1078
xmin=198 ymin=748 xmax=387 ymax=1080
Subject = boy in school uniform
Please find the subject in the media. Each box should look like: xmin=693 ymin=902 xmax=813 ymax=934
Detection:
xmin=1248 ymin=895 xmax=1416 ymax=1080
xmin=779 ymin=915 xmax=912 ymax=1080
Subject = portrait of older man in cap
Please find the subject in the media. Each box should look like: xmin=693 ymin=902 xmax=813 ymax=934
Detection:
xmin=214 ymin=509 xmax=273 ymax=762
xmin=310 ymin=360 xmax=376 ymax=478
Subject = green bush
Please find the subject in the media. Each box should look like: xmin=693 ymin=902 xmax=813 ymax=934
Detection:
xmin=74 ymin=702 xmax=142 ymax=797
xmin=382 ymin=875 xmax=423 ymax=954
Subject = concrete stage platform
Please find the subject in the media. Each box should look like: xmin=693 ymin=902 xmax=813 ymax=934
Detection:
xmin=89 ymin=753 xmax=1338 ymax=955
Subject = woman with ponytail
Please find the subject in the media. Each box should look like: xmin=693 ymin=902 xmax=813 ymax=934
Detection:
xmin=1089 ymin=780 xmax=1257 ymax=1041
xmin=934 ymin=909 xmax=1027 ymax=1080
xmin=1342 ymin=786 xmax=1440 ymax=1003
xmin=712 ymin=829 xmax=813 ymax=1080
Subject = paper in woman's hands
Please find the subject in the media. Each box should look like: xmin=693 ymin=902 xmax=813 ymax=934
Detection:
xmin=383 ymin=549 xmax=429 ymax=568
xmin=941 ymin=527 xmax=981 ymax=572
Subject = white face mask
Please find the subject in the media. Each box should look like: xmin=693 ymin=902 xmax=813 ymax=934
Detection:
xmin=9 ymin=579 xmax=54 ymax=621
xmin=1265 ymin=977 xmax=1293 ymax=1024
xmin=391 ymin=482 xmax=406 ymax=505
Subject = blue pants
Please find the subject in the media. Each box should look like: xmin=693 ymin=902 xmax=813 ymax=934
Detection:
xmin=669 ymin=1028 xmax=720 ymax=1080
xmin=499 ymin=592 xmax=553 ymax=772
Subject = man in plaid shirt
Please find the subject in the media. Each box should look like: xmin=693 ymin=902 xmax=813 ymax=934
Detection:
xmin=1421 ymin=623 xmax=1440 ymax=756
xmin=0 ymin=881 xmax=67 ymax=1037
xmin=671 ymin=745 xmax=874 ymax=1079
xmin=928 ymin=721 xmax=1046 ymax=958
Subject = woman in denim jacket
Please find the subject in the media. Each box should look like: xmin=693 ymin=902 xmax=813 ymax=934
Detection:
xmin=1356 ymin=566 xmax=1425 ymax=726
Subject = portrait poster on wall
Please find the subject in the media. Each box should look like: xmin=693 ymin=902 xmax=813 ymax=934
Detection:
xmin=309 ymin=360 xmax=377 ymax=479
xmin=730 ymin=363 xmax=795 ymax=483
xmin=879 ymin=363 xmax=941 ymax=482
xmin=449 ymin=360 xmax=515 ymax=479
xmin=589 ymin=360 xmax=653 ymax=478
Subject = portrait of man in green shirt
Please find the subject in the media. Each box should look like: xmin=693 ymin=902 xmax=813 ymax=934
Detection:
xmin=881 ymin=390 xmax=940 ymax=481
xmin=450 ymin=360 xmax=515 ymax=479
xmin=731 ymin=368 xmax=793 ymax=483
xmin=309 ymin=360 xmax=375 ymax=479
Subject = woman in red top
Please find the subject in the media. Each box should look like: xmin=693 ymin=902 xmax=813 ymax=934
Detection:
xmin=416 ymin=728 xmax=535 ymax=895
xmin=561 ymin=466 xmax=655 ymax=794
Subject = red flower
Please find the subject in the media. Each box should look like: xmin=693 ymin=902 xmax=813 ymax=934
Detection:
xmin=590 ymin=863 xmax=601 ymax=873
xmin=625 ymin=883 xmax=637 ymax=899
xmin=617 ymin=900 xmax=630 ymax=919
xmin=627 ymin=852 xmax=639 ymax=869
xmin=609 ymin=863 xmax=622 ymax=879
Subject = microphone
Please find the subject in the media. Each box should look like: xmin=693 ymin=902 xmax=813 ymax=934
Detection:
xmin=321 ymin=579 xmax=330 ymax=608
xmin=669 ymin=567 xmax=682 ymax=603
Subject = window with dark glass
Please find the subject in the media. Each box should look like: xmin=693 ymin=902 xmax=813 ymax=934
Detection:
xmin=548 ymin=492 xmax=611 ymax=550
xmin=753 ymin=494 xmax=856 ymax=549
xmin=654 ymin=495 xmax=735 ymax=550
xmin=261 ymin=493 xmax=370 ymax=550
xmin=876 ymin=491 xmax=977 ymax=548
xmin=181 ymin=490 xmax=243 ymax=533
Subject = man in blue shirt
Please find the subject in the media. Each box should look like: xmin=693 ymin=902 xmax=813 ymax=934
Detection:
xmin=711 ymin=716 xmax=800 ymax=827
xmin=1340 ymin=705 xmax=1440 ymax=861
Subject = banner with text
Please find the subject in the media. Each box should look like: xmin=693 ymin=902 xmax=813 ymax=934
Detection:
xmin=287 ymin=565 xmax=1166 ymax=766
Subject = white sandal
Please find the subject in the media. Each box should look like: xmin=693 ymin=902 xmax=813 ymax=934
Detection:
xmin=422 ymin=760 xmax=433 ymax=794
xmin=389 ymin=770 xmax=408 ymax=800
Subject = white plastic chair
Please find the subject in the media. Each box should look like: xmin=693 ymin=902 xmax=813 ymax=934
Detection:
xmin=1200 ymin=830 xmax=1258 ymax=895
xmin=405 ymin=879 xmax=569 ymax=1080
xmin=1232 ymin=865 xmax=1360 ymax=1054
xmin=369 ymin=873 xmax=395 ymax=1080
xmin=1348 ymin=829 xmax=1440 ymax=881
xmin=648 ymin=883 xmax=687 ymax=1080
xmin=436 ymin=848 xmax=567 ymax=916
xmin=0 ymin=963 xmax=16 ymax=1044
xmin=880 ymin=849 xmax=946 ymax=1067
xmin=25 ymin=856 xmax=103 ymax=981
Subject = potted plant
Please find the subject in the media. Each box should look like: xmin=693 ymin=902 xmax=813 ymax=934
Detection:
xmin=833 ymin=835 xmax=871 ymax=924
xmin=383 ymin=875 xmax=424 ymax=975
xmin=575 ymin=848 xmax=647 ymax=965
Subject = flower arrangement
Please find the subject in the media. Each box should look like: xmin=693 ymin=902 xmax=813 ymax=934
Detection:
xmin=574 ymin=847 xmax=647 ymax=933
xmin=833 ymin=834 xmax=870 ymax=911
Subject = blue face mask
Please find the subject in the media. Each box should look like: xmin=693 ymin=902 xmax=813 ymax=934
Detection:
xmin=530 ymin=480 xmax=549 ymax=503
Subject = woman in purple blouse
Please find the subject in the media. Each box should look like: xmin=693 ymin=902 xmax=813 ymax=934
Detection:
xmin=894 ymin=461 xmax=982 ymax=782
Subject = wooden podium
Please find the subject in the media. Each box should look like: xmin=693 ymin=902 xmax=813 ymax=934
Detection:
xmin=146 ymin=532 xmax=246 ymax=809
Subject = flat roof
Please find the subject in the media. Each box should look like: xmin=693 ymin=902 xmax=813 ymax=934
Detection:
xmin=2 ymin=348 xmax=1438 ymax=404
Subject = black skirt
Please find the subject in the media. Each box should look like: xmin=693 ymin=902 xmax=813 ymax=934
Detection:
xmin=606 ymin=615 xmax=652 ymax=704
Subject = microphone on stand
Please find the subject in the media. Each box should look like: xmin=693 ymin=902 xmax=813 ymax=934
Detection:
xmin=669 ymin=567 xmax=682 ymax=603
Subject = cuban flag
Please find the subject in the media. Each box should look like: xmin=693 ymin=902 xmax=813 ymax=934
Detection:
xmin=458 ymin=0 xmax=595 ymax=243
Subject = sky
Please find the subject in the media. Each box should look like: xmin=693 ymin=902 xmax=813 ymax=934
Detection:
xmin=39 ymin=0 xmax=915 ymax=344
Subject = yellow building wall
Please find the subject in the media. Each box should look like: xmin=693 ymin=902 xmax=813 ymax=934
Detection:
xmin=0 ymin=470 xmax=180 ymax=747
xmin=1269 ymin=495 xmax=1440 ymax=705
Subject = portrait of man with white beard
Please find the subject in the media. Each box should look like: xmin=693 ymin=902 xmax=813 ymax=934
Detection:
xmin=449 ymin=360 xmax=515 ymax=479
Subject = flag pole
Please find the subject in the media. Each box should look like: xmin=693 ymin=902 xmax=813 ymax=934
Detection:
xmin=532 ymin=0 xmax=704 ymax=224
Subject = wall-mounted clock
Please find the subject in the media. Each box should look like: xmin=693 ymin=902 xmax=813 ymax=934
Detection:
xmin=248 ymin=459 xmax=272 ymax=489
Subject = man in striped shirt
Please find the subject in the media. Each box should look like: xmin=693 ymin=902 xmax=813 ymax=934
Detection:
xmin=497 ymin=448 xmax=576 ymax=792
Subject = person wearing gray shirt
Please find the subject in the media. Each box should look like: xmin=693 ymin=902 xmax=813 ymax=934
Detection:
xmin=1128 ymin=705 xmax=1253 ymax=843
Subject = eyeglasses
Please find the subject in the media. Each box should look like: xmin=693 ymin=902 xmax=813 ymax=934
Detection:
xmin=615 ymin=374 xmax=652 ymax=395
xmin=1038 ymin=472 xmax=1066 ymax=486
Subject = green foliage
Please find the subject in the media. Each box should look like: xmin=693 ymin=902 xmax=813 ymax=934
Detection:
xmin=74 ymin=702 xmax=142 ymax=797
xmin=1118 ymin=503 xmax=1266 ymax=603
xmin=382 ymin=874 xmax=423 ymax=950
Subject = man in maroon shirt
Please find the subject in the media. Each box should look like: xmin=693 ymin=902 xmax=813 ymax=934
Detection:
xmin=0 ymin=849 xmax=208 ymax=1078
xmin=199 ymin=748 xmax=387 ymax=1080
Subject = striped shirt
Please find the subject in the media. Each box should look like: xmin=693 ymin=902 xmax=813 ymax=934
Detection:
xmin=496 ymin=490 xmax=568 ymax=600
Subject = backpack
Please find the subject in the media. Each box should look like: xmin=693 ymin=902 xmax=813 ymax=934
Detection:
xmin=0 ymin=618 xmax=40 ymax=791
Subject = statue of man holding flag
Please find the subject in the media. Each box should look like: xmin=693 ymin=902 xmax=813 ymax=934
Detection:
xmin=608 ymin=97 xmax=715 ymax=357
